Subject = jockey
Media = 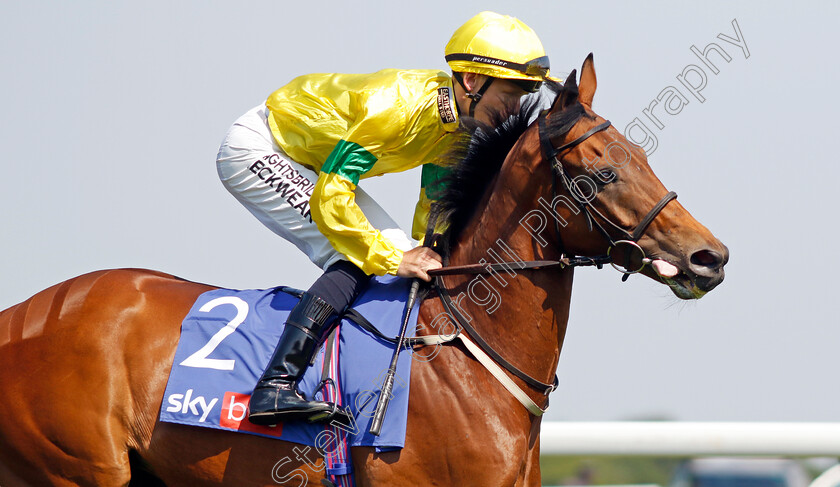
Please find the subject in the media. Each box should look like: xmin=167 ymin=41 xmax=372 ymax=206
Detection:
xmin=216 ymin=11 xmax=552 ymax=426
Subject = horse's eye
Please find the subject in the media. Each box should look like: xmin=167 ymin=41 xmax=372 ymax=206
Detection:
xmin=596 ymin=168 xmax=616 ymax=184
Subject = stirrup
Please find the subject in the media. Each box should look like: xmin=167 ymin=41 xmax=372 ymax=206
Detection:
xmin=306 ymin=401 xmax=353 ymax=427
xmin=308 ymin=378 xmax=353 ymax=427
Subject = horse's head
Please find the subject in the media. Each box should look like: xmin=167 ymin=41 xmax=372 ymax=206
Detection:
xmin=530 ymin=54 xmax=728 ymax=299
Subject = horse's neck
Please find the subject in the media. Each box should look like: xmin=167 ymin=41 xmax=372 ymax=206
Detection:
xmin=446 ymin=156 xmax=572 ymax=385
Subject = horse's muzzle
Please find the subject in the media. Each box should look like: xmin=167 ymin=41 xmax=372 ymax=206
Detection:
xmin=680 ymin=244 xmax=729 ymax=295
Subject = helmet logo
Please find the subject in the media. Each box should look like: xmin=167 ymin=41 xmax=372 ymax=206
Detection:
xmin=445 ymin=54 xmax=550 ymax=79
xmin=469 ymin=55 xmax=507 ymax=66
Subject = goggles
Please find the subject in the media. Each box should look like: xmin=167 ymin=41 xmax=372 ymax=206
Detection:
xmin=520 ymin=56 xmax=551 ymax=78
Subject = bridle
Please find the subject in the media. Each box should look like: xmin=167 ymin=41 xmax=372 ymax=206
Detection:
xmin=536 ymin=109 xmax=678 ymax=279
xmin=417 ymin=103 xmax=679 ymax=414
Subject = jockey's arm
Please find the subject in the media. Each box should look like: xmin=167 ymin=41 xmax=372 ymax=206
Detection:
xmin=310 ymin=166 xmax=403 ymax=277
xmin=310 ymin=141 xmax=442 ymax=280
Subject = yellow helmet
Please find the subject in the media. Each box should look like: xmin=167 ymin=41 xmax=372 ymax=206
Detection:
xmin=445 ymin=11 xmax=550 ymax=83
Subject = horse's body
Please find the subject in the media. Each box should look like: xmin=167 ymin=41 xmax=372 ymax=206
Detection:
xmin=0 ymin=268 xmax=550 ymax=486
xmin=0 ymin=57 xmax=727 ymax=486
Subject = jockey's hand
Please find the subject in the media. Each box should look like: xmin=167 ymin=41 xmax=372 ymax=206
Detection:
xmin=397 ymin=246 xmax=442 ymax=282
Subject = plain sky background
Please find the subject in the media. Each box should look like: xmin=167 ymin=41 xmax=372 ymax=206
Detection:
xmin=1 ymin=1 xmax=837 ymax=423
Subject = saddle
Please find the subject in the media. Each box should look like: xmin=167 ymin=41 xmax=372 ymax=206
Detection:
xmin=160 ymin=276 xmax=422 ymax=451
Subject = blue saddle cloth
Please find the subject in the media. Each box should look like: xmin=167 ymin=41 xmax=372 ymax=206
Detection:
xmin=159 ymin=275 xmax=418 ymax=452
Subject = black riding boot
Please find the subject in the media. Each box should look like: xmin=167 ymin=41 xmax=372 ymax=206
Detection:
xmin=248 ymin=292 xmax=340 ymax=425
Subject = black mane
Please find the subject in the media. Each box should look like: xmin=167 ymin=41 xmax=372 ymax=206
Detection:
xmin=434 ymin=79 xmax=588 ymax=247
xmin=433 ymin=109 xmax=531 ymax=246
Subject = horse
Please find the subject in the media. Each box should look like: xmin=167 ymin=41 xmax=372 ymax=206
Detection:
xmin=0 ymin=55 xmax=727 ymax=486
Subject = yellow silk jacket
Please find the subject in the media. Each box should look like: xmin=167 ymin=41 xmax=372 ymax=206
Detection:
xmin=266 ymin=69 xmax=460 ymax=276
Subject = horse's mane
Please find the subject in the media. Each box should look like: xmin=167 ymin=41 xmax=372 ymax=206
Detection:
xmin=434 ymin=79 xmax=589 ymax=246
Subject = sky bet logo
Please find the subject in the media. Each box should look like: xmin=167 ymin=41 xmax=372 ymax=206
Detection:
xmin=219 ymin=391 xmax=284 ymax=436
xmin=165 ymin=388 xmax=218 ymax=423
xmin=165 ymin=389 xmax=285 ymax=436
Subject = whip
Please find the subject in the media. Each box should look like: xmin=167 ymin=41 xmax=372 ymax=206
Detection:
xmin=368 ymin=278 xmax=420 ymax=436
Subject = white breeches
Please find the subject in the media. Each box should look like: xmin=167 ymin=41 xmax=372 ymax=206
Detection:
xmin=216 ymin=104 xmax=412 ymax=271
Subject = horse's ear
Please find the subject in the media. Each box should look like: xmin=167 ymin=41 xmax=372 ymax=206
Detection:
xmin=563 ymin=69 xmax=579 ymax=99
xmin=579 ymin=53 xmax=597 ymax=107
xmin=551 ymin=69 xmax=579 ymax=112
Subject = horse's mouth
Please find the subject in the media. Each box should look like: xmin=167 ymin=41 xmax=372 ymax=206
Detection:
xmin=650 ymin=258 xmax=708 ymax=300
xmin=663 ymin=272 xmax=707 ymax=300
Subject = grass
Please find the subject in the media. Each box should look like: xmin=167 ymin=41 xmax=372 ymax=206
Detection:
xmin=539 ymin=455 xmax=686 ymax=486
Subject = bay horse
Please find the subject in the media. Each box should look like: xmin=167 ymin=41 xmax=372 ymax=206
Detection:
xmin=0 ymin=55 xmax=727 ymax=486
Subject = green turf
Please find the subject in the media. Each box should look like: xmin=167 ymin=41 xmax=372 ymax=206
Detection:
xmin=539 ymin=456 xmax=686 ymax=486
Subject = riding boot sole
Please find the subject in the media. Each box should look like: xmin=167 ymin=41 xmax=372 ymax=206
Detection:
xmin=248 ymin=405 xmax=328 ymax=426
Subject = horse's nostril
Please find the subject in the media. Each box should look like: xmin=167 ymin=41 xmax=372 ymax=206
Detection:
xmin=690 ymin=249 xmax=723 ymax=269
